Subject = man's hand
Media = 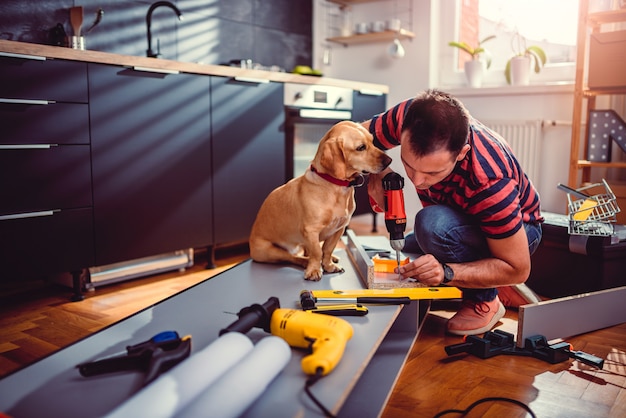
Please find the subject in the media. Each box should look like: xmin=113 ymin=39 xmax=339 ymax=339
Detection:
xmin=368 ymin=168 xmax=393 ymax=212
xmin=397 ymin=254 xmax=445 ymax=286
xmin=397 ymin=228 xmax=532 ymax=288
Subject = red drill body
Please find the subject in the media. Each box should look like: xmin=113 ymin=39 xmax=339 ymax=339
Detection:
xmin=382 ymin=173 xmax=407 ymax=267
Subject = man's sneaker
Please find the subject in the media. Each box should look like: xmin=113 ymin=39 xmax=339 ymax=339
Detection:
xmin=498 ymin=284 xmax=541 ymax=309
xmin=446 ymin=296 xmax=506 ymax=336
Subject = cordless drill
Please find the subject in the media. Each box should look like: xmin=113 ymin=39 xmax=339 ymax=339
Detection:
xmin=220 ymin=297 xmax=353 ymax=376
xmin=382 ymin=172 xmax=407 ymax=270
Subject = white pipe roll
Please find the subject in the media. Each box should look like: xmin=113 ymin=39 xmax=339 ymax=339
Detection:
xmin=105 ymin=332 xmax=254 ymax=418
xmin=178 ymin=336 xmax=292 ymax=418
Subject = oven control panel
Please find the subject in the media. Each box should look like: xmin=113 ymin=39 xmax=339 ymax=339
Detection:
xmin=284 ymin=83 xmax=353 ymax=110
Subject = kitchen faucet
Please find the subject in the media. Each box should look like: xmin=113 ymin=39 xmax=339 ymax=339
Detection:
xmin=146 ymin=1 xmax=183 ymax=58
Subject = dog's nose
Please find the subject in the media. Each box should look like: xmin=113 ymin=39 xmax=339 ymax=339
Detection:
xmin=382 ymin=154 xmax=392 ymax=168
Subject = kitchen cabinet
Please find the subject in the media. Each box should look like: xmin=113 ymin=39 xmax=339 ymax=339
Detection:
xmin=210 ymin=76 xmax=284 ymax=262
xmin=0 ymin=41 xmax=388 ymax=287
xmin=89 ymin=64 xmax=213 ymax=266
xmin=0 ymin=54 xmax=94 ymax=281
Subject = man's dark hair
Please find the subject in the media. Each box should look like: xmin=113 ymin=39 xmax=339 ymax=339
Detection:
xmin=402 ymin=89 xmax=470 ymax=157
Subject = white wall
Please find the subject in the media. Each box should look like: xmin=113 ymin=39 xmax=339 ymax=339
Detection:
xmin=454 ymin=87 xmax=574 ymax=213
xmin=313 ymin=0 xmax=575 ymax=218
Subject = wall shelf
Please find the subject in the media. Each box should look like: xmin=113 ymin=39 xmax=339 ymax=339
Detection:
xmin=577 ymin=160 xmax=626 ymax=169
xmin=588 ymin=8 xmax=626 ymax=25
xmin=327 ymin=29 xmax=414 ymax=46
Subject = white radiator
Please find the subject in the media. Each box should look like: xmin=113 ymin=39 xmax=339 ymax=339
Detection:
xmin=483 ymin=120 xmax=542 ymax=183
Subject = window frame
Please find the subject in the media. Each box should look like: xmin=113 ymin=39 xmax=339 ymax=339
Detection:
xmin=437 ymin=0 xmax=576 ymax=89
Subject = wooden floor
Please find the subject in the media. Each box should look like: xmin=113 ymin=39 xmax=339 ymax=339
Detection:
xmin=1 ymin=214 xmax=625 ymax=417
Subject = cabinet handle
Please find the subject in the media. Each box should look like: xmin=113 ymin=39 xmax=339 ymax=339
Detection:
xmin=0 ymin=51 xmax=46 ymax=61
xmin=358 ymin=89 xmax=383 ymax=96
xmin=131 ymin=66 xmax=180 ymax=75
xmin=0 ymin=144 xmax=58 ymax=149
xmin=0 ymin=210 xmax=58 ymax=221
xmin=234 ymin=76 xmax=270 ymax=84
xmin=0 ymin=98 xmax=54 ymax=105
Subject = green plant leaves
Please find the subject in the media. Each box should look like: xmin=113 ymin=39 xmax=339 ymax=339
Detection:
xmin=526 ymin=46 xmax=547 ymax=73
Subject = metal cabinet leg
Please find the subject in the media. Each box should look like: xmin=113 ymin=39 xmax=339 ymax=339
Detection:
xmin=205 ymin=245 xmax=216 ymax=269
xmin=70 ymin=269 xmax=87 ymax=302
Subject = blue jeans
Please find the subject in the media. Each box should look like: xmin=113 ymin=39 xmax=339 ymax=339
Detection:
xmin=403 ymin=205 xmax=542 ymax=302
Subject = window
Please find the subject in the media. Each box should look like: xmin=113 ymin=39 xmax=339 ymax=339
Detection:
xmin=439 ymin=0 xmax=579 ymax=88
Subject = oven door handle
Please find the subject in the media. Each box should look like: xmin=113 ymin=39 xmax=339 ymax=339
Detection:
xmin=298 ymin=109 xmax=352 ymax=120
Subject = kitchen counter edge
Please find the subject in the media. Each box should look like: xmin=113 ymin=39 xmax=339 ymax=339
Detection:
xmin=0 ymin=40 xmax=389 ymax=94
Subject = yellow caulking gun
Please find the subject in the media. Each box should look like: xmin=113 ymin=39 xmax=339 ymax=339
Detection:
xmin=220 ymin=296 xmax=353 ymax=376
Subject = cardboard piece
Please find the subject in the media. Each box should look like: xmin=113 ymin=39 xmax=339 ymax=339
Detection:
xmin=588 ymin=30 xmax=626 ymax=89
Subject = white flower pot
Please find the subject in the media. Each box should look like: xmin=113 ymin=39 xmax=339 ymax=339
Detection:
xmin=464 ymin=59 xmax=484 ymax=88
xmin=510 ymin=56 xmax=531 ymax=86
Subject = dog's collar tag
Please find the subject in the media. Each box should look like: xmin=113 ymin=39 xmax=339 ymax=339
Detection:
xmin=310 ymin=165 xmax=362 ymax=187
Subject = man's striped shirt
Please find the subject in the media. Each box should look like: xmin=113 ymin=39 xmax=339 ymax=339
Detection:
xmin=370 ymin=98 xmax=543 ymax=239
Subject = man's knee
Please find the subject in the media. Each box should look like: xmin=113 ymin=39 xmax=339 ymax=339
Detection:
xmin=414 ymin=206 xmax=457 ymax=240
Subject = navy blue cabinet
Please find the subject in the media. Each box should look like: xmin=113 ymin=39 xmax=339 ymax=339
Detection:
xmin=89 ymin=64 xmax=213 ymax=266
xmin=0 ymin=55 xmax=94 ymax=281
xmin=210 ymin=77 xmax=284 ymax=247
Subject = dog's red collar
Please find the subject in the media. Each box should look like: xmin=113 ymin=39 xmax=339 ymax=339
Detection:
xmin=309 ymin=165 xmax=364 ymax=187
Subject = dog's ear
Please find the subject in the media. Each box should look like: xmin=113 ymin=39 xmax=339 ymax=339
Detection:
xmin=320 ymin=138 xmax=347 ymax=180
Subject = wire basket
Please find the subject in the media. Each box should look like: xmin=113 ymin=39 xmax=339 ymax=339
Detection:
xmin=567 ymin=179 xmax=621 ymax=236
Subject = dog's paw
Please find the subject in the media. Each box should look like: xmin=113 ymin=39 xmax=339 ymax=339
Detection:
xmin=304 ymin=267 xmax=323 ymax=281
xmin=323 ymin=262 xmax=344 ymax=274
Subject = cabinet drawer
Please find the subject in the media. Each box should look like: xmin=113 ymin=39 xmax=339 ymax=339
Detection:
xmin=0 ymin=145 xmax=92 ymax=214
xmin=0 ymin=101 xmax=89 ymax=144
xmin=0 ymin=56 xmax=88 ymax=103
xmin=0 ymin=207 xmax=94 ymax=280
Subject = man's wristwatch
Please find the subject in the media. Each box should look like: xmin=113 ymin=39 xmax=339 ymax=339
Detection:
xmin=441 ymin=263 xmax=454 ymax=284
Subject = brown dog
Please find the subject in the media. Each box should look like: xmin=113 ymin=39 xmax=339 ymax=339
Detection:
xmin=249 ymin=121 xmax=392 ymax=281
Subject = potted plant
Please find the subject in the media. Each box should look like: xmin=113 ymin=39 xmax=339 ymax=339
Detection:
xmin=505 ymin=32 xmax=547 ymax=85
xmin=448 ymin=35 xmax=495 ymax=87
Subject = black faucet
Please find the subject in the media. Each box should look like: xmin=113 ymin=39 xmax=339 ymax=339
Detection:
xmin=146 ymin=1 xmax=183 ymax=58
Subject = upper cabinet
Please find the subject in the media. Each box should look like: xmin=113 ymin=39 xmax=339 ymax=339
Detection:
xmin=324 ymin=0 xmax=415 ymax=46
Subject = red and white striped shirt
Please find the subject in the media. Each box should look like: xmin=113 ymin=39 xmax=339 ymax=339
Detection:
xmin=370 ymin=98 xmax=543 ymax=239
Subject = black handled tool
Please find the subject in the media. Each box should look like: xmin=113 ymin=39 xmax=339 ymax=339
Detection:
xmin=445 ymin=330 xmax=604 ymax=369
xmin=299 ymin=290 xmax=368 ymax=316
xmin=300 ymin=289 xmax=409 ymax=308
xmin=77 ymin=330 xmax=192 ymax=386
xmin=557 ymin=183 xmax=591 ymax=200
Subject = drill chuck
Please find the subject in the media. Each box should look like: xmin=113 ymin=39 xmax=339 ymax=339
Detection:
xmin=390 ymin=239 xmax=405 ymax=252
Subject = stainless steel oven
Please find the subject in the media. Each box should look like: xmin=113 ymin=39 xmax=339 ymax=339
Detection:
xmin=284 ymin=83 xmax=374 ymax=218
xmin=284 ymin=83 xmax=353 ymax=178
